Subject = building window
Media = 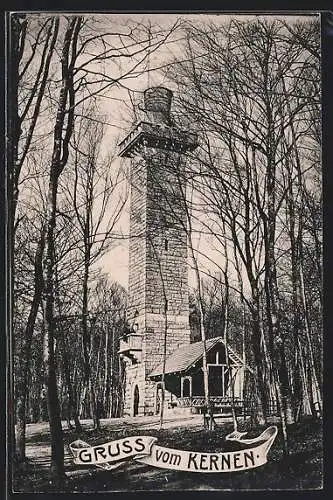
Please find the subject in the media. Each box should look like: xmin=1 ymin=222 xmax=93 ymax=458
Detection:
xmin=164 ymin=238 xmax=168 ymax=251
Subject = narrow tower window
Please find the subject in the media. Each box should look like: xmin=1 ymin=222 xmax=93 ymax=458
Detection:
xmin=164 ymin=238 xmax=168 ymax=251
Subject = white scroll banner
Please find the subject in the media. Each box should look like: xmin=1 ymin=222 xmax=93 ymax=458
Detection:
xmin=69 ymin=426 xmax=278 ymax=473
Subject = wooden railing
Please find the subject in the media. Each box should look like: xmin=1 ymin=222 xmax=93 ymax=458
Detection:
xmin=177 ymin=396 xmax=281 ymax=417
xmin=119 ymin=121 xmax=198 ymax=157
xmin=178 ymin=396 xmax=244 ymax=408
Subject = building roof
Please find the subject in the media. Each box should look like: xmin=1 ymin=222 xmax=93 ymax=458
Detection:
xmin=149 ymin=336 xmax=248 ymax=378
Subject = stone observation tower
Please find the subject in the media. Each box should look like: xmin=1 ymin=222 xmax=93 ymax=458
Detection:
xmin=118 ymin=87 xmax=198 ymax=416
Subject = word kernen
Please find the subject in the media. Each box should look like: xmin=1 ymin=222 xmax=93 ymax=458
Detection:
xmin=154 ymin=448 xmax=256 ymax=471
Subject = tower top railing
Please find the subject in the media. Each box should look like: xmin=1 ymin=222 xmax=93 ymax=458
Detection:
xmin=119 ymin=121 xmax=198 ymax=157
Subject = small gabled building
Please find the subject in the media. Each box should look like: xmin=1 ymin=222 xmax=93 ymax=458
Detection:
xmin=149 ymin=337 xmax=247 ymax=413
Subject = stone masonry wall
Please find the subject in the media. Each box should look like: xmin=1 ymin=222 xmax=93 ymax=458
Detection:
xmin=145 ymin=150 xmax=189 ymax=318
xmin=127 ymin=159 xmax=147 ymax=321
xmin=123 ymin=361 xmax=146 ymax=416
xmin=125 ymin=145 xmax=191 ymax=416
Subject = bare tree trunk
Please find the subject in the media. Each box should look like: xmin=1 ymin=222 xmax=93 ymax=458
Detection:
xmin=94 ymin=336 xmax=102 ymax=392
xmin=197 ymin=282 xmax=209 ymax=410
xmin=190 ymin=244 xmax=210 ymax=427
xmin=263 ymin=229 xmax=292 ymax=450
xmin=60 ymin=327 xmax=82 ymax=432
xmin=286 ymin=171 xmax=312 ymax=419
xmin=299 ymin=257 xmax=322 ymax=417
xmin=16 ymin=228 xmax=45 ymax=462
xmin=263 ymin=100 xmax=293 ymax=449
xmin=249 ymin=289 xmax=268 ymax=424
xmin=297 ymin=337 xmax=312 ymax=418
xmin=264 ymin=268 xmax=291 ymax=455
xmin=220 ymin=277 xmax=238 ymax=432
xmin=8 ymin=14 xmax=23 ymax=222
xmin=43 ymin=17 xmax=82 ymax=478
xmin=103 ymin=326 xmax=110 ymax=417
xmin=233 ymin=252 xmax=265 ymax=423
xmin=220 ymin=219 xmax=238 ymax=432
xmin=159 ymin=307 xmax=168 ymax=429
xmin=111 ymin=326 xmax=116 ymax=418
xmin=81 ymin=258 xmax=99 ymax=430
xmin=53 ymin=265 xmax=82 ymax=433
xmin=9 ymin=13 xmax=27 ymax=463
xmin=44 ymin=174 xmax=65 ymax=479
xmin=79 ymin=385 xmax=88 ymax=419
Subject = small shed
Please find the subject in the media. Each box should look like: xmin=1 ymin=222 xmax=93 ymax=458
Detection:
xmin=149 ymin=336 xmax=250 ymax=411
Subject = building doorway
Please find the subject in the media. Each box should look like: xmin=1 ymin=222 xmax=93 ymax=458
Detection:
xmin=133 ymin=385 xmax=139 ymax=416
xmin=208 ymin=365 xmax=230 ymax=396
xmin=156 ymin=383 xmax=163 ymax=415
xmin=183 ymin=378 xmax=191 ymax=397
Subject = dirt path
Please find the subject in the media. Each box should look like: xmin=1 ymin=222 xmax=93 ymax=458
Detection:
xmin=24 ymin=414 xmax=204 ymax=470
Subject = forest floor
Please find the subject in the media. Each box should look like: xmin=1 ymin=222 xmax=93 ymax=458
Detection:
xmin=12 ymin=415 xmax=323 ymax=492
